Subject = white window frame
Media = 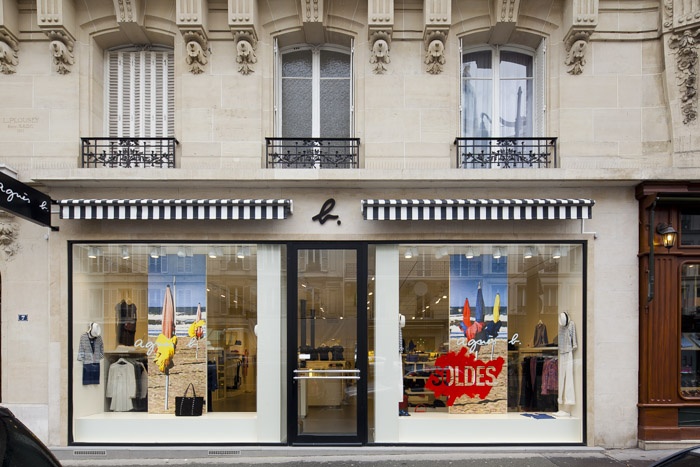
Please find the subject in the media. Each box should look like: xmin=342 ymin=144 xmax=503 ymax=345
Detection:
xmin=274 ymin=41 xmax=354 ymax=138
xmin=460 ymin=40 xmax=546 ymax=138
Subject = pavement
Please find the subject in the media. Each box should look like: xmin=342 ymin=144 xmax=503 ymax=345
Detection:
xmin=51 ymin=446 xmax=679 ymax=467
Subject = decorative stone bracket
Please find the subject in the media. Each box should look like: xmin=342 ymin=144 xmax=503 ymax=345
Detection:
xmin=46 ymin=29 xmax=74 ymax=75
xmin=37 ymin=0 xmax=76 ymax=75
xmin=424 ymin=30 xmax=447 ymax=75
xmin=369 ymin=30 xmax=391 ymax=74
xmin=562 ymin=0 xmax=598 ymax=75
xmin=183 ymin=30 xmax=208 ymax=75
xmin=0 ymin=30 xmax=19 ymax=75
xmin=424 ymin=0 xmax=450 ymax=75
xmin=230 ymin=0 xmax=258 ymax=75
xmin=177 ymin=0 xmax=209 ymax=74
xmin=564 ymin=31 xmax=590 ymax=76
xmin=369 ymin=0 xmax=394 ymax=74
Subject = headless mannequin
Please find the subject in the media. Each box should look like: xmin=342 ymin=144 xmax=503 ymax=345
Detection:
xmin=554 ymin=312 xmax=576 ymax=417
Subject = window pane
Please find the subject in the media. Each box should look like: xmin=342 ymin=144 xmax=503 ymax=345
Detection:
xmin=282 ymin=50 xmax=312 ymax=77
xmin=320 ymin=78 xmax=350 ymax=137
xmin=282 ymin=78 xmax=312 ymax=137
xmin=462 ymin=52 xmax=493 ymax=138
xmin=499 ymin=78 xmax=533 ymax=137
xmin=320 ymin=50 xmax=350 ymax=78
xmin=462 ymin=79 xmax=493 ymax=137
xmin=463 ymin=51 xmax=492 ymax=79
xmin=681 ymin=263 xmax=700 ymax=398
xmin=500 ymin=51 xmax=533 ymax=79
xmin=682 ymin=212 xmax=700 ymax=246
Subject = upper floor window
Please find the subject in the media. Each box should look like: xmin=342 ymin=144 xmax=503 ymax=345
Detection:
xmin=278 ymin=45 xmax=353 ymax=138
xmin=106 ymin=48 xmax=174 ymax=138
xmin=461 ymin=42 xmax=545 ymax=138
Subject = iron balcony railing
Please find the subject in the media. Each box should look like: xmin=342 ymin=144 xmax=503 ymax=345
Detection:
xmin=454 ymin=137 xmax=557 ymax=169
xmin=265 ymin=137 xmax=360 ymax=168
xmin=81 ymin=137 xmax=179 ymax=168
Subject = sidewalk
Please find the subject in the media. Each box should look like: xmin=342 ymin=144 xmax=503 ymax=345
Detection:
xmin=52 ymin=446 xmax=676 ymax=466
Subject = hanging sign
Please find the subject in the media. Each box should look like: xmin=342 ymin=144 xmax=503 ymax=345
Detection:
xmin=0 ymin=171 xmax=52 ymax=228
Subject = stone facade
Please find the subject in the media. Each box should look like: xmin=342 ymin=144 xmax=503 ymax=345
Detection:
xmin=0 ymin=0 xmax=699 ymax=451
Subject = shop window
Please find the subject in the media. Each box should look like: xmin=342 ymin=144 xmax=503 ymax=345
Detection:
xmin=105 ymin=48 xmax=174 ymax=138
xmin=461 ymin=43 xmax=545 ymax=139
xmin=278 ymin=45 xmax=352 ymax=138
xmin=374 ymin=243 xmax=584 ymax=443
xmin=680 ymin=263 xmax=700 ymax=398
xmin=72 ymin=244 xmax=259 ymax=441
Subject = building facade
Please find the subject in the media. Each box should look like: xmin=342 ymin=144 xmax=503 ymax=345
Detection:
xmin=0 ymin=0 xmax=697 ymax=452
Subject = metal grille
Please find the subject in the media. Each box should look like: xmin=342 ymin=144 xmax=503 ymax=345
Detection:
xmin=266 ymin=137 xmax=360 ymax=168
xmin=454 ymin=137 xmax=557 ymax=168
xmin=81 ymin=137 xmax=178 ymax=168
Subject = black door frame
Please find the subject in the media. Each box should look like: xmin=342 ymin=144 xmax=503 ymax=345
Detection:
xmin=286 ymin=242 xmax=368 ymax=445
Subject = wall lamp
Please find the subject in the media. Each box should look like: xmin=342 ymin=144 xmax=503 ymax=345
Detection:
xmin=656 ymin=223 xmax=678 ymax=250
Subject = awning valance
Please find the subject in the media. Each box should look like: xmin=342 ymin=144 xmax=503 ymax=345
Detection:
xmin=362 ymin=198 xmax=594 ymax=221
xmin=58 ymin=199 xmax=292 ymax=220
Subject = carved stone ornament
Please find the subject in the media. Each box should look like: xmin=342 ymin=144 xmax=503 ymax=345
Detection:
xmin=0 ymin=219 xmax=19 ymax=259
xmin=46 ymin=30 xmax=74 ymax=75
xmin=669 ymin=28 xmax=700 ymax=124
xmin=234 ymin=31 xmax=257 ymax=75
xmin=186 ymin=40 xmax=207 ymax=74
xmin=564 ymin=31 xmax=590 ymax=75
xmin=369 ymin=31 xmax=391 ymax=74
xmin=424 ymin=31 xmax=447 ymax=75
xmin=0 ymin=33 xmax=19 ymax=75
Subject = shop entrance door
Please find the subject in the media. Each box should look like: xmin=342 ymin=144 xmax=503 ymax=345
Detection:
xmin=287 ymin=244 xmax=367 ymax=445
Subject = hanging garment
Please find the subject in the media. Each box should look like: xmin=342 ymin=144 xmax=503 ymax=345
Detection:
xmin=106 ymin=359 xmax=136 ymax=412
xmin=533 ymin=322 xmax=548 ymax=347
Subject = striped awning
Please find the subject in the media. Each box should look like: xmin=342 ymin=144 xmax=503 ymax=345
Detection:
xmin=58 ymin=199 xmax=292 ymax=220
xmin=362 ymin=198 xmax=594 ymax=221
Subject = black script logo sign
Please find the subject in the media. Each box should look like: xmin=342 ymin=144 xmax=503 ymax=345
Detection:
xmin=312 ymin=198 xmax=341 ymax=225
xmin=0 ymin=171 xmax=52 ymax=228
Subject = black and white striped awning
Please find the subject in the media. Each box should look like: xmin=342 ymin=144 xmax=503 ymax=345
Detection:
xmin=58 ymin=199 xmax=292 ymax=220
xmin=362 ymin=198 xmax=594 ymax=221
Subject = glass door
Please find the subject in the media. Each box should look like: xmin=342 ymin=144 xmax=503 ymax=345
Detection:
xmin=288 ymin=244 xmax=367 ymax=445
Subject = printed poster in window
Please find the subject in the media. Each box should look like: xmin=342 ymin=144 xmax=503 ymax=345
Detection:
xmin=442 ymin=254 xmax=508 ymax=414
xmin=146 ymin=253 xmax=207 ymax=414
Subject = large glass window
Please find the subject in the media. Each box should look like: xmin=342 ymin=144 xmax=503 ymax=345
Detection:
xmin=372 ymin=243 xmax=584 ymax=444
xmin=71 ymin=243 xmax=262 ymax=442
xmin=280 ymin=46 xmax=351 ymax=138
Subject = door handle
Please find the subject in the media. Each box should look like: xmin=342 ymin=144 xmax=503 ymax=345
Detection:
xmin=293 ymin=369 xmax=360 ymax=380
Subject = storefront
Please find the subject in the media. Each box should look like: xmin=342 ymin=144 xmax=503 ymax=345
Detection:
xmin=63 ymin=193 xmax=591 ymax=445
xmin=637 ymin=183 xmax=700 ymax=445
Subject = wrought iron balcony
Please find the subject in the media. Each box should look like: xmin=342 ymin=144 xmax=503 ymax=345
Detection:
xmin=81 ymin=137 xmax=178 ymax=168
xmin=454 ymin=137 xmax=557 ymax=169
xmin=265 ymin=137 xmax=360 ymax=168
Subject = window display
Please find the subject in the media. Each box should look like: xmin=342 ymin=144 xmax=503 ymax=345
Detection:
xmin=681 ymin=263 xmax=700 ymax=398
xmin=389 ymin=243 xmax=584 ymax=421
xmin=71 ymin=243 xmax=259 ymax=431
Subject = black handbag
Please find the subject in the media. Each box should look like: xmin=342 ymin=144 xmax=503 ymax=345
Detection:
xmin=175 ymin=383 xmax=204 ymax=416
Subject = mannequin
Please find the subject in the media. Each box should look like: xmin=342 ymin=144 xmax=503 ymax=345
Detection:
xmin=78 ymin=322 xmax=104 ymax=385
xmin=555 ymin=312 xmax=577 ymax=417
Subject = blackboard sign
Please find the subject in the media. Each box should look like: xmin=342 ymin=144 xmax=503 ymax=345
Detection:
xmin=0 ymin=171 xmax=52 ymax=228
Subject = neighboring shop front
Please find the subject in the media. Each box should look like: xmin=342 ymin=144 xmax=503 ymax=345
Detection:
xmin=638 ymin=182 xmax=700 ymax=446
xmin=59 ymin=188 xmax=594 ymax=446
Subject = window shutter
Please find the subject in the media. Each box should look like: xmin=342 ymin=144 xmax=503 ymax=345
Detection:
xmin=107 ymin=49 xmax=174 ymax=138
xmin=535 ymin=38 xmax=546 ymax=137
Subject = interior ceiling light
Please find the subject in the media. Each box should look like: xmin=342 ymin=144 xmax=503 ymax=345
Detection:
xmin=465 ymin=246 xmax=476 ymax=259
xmin=524 ymin=246 xmax=534 ymax=259
xmin=552 ymin=247 xmax=562 ymax=259
xmin=150 ymin=247 xmax=160 ymax=259
xmin=121 ymin=246 xmax=130 ymax=260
